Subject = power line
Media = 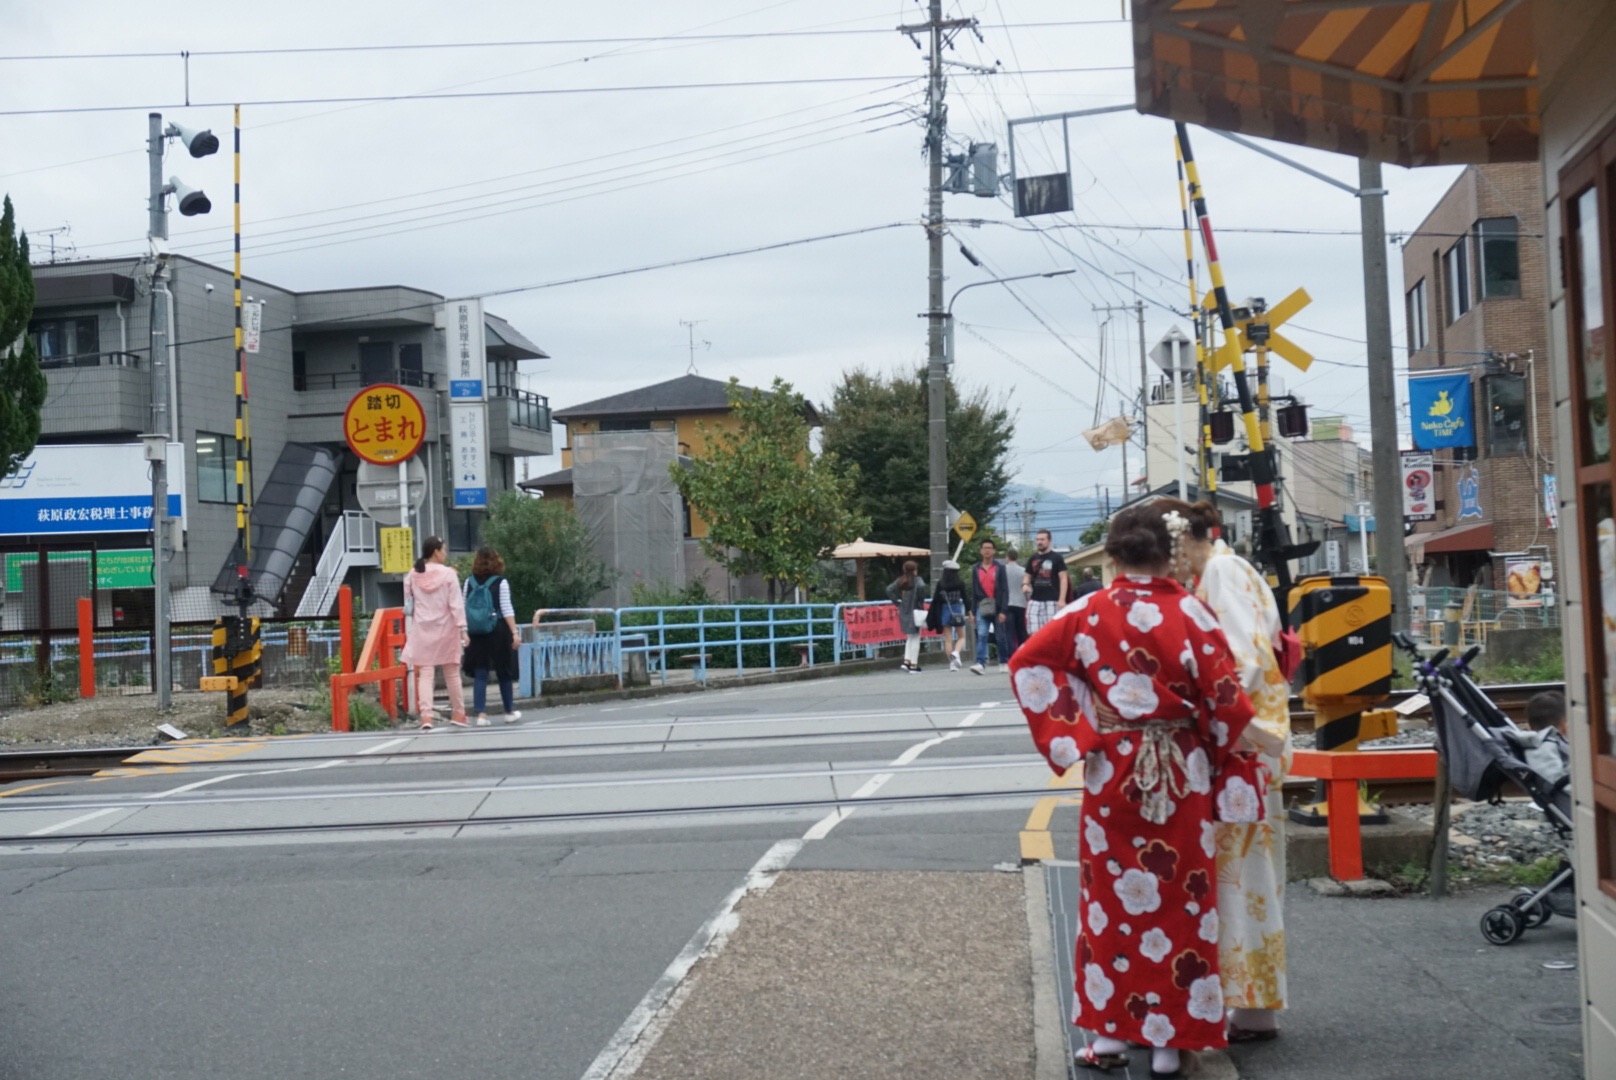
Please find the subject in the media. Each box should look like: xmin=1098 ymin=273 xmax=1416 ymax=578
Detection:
xmin=0 ymin=67 xmax=1133 ymax=118
xmin=0 ymin=21 xmax=1127 ymax=62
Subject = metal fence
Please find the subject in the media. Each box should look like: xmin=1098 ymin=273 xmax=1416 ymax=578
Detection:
xmin=1409 ymin=586 xmax=1562 ymax=645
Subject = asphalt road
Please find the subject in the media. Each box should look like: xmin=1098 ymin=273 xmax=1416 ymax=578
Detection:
xmin=0 ymin=669 xmax=1044 ymax=1080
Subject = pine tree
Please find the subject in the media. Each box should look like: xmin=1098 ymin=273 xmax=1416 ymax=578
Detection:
xmin=0 ymin=197 xmax=47 ymax=476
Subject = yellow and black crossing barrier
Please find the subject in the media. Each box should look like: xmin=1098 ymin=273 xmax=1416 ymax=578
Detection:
xmin=204 ymin=615 xmax=261 ymax=732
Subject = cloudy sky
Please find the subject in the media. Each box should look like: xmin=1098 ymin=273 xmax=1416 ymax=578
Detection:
xmin=1 ymin=0 xmax=1460 ymax=523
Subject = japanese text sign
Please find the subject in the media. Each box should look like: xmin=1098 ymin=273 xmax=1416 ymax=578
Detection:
xmin=444 ymin=299 xmax=487 ymax=400
xmin=841 ymin=603 xmax=937 ymax=646
xmin=451 ymin=401 xmax=488 ymax=508
xmin=344 ymin=383 xmax=426 ymax=465
xmin=380 ymin=527 xmax=415 ymax=575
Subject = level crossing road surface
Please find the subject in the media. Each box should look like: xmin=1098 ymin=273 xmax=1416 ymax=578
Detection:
xmin=0 ymin=670 xmax=1047 ymax=1080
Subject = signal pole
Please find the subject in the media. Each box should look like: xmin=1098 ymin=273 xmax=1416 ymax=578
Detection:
xmin=903 ymin=1 xmax=976 ymax=583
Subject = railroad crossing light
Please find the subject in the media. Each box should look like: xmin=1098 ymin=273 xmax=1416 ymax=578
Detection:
xmin=165 ymin=122 xmax=219 ymax=158
xmin=1209 ymin=410 xmax=1236 ymax=444
xmin=1276 ymin=402 xmax=1310 ymax=438
xmin=167 ymin=177 xmax=211 ymax=216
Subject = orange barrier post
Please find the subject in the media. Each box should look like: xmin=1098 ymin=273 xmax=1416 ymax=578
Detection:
xmin=338 ymin=585 xmax=355 ymax=675
xmin=1291 ymin=747 xmax=1439 ymax=880
xmin=77 ymin=597 xmax=95 ymax=699
xmin=329 ymin=607 xmax=407 ymax=732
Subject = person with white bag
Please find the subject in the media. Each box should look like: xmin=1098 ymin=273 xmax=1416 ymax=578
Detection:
xmin=885 ymin=560 xmax=928 ymax=673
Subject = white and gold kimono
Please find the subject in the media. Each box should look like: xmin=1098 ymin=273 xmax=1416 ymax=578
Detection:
xmin=1196 ymin=540 xmax=1289 ymax=1011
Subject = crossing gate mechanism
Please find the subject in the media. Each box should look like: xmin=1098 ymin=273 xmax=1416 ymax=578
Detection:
xmin=1288 ymin=574 xmax=1397 ymax=825
xmin=203 ymin=615 xmax=262 ymax=732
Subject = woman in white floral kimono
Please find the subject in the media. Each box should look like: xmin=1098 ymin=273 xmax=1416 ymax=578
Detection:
xmin=1178 ymin=500 xmax=1290 ymax=1043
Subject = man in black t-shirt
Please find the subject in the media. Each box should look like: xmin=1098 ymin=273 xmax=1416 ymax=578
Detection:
xmin=1022 ymin=529 xmax=1069 ymax=634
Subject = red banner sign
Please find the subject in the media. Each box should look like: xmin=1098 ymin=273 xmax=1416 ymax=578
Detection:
xmin=842 ymin=604 xmax=937 ymax=645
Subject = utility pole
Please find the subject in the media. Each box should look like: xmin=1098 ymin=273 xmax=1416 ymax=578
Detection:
xmin=1096 ymin=289 xmax=1149 ymax=501
xmin=1360 ymin=159 xmax=1408 ymax=630
xmin=903 ymin=2 xmax=975 ymax=583
xmin=147 ymin=113 xmax=173 ymax=711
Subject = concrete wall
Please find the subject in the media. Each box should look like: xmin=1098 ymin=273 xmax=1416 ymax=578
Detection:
xmin=1536 ymin=1 xmax=1616 ymax=1071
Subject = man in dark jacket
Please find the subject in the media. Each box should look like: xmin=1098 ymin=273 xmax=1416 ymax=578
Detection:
xmin=967 ymin=539 xmax=1011 ymax=674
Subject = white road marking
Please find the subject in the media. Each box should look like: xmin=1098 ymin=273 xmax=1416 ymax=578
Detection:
xmin=957 ymin=710 xmax=986 ymax=728
xmin=581 ymin=838 xmax=802 ymax=1080
xmin=850 ymin=772 xmax=895 ymax=798
xmin=800 ymin=808 xmax=849 ymax=841
xmin=357 ymin=737 xmax=410 ymax=756
xmin=28 ymin=808 xmax=121 ymax=836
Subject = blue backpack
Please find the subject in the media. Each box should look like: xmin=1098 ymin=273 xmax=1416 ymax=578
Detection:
xmin=466 ymin=575 xmax=501 ymax=636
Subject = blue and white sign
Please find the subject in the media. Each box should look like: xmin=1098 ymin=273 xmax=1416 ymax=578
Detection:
xmin=0 ymin=443 xmax=185 ymax=536
xmin=444 ymin=298 xmax=486 ymax=400
xmin=1458 ymin=465 xmax=1484 ymax=520
xmin=451 ymin=402 xmax=488 ymax=508
xmin=1408 ymin=372 xmax=1475 ymax=450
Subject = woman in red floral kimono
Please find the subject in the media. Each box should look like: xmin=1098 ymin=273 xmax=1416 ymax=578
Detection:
xmin=1009 ymin=502 xmax=1256 ymax=1079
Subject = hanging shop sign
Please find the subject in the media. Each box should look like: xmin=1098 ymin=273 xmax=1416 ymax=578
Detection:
xmin=1402 ymin=452 xmax=1435 ymax=522
xmin=1458 ymin=465 xmax=1484 ymax=520
xmin=1408 ymin=372 xmax=1475 ymax=450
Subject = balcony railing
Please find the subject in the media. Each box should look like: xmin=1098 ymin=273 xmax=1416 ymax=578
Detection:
xmin=39 ymin=351 xmax=142 ymax=371
xmin=492 ymin=384 xmax=552 ymax=432
xmin=295 ymin=369 xmax=437 ymax=392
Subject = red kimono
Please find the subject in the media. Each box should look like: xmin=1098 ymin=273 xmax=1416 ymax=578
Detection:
xmin=1009 ymin=575 xmax=1255 ymax=1052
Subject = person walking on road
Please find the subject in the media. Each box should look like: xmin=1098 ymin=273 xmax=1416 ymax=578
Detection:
xmin=401 ymin=536 xmax=469 ymax=731
xmin=926 ymin=560 xmax=968 ymax=671
xmin=462 ymin=546 xmax=522 ymax=726
xmin=1008 ymin=501 xmax=1256 ymax=1078
xmin=1023 ymin=529 xmax=1069 ymax=634
xmin=1175 ymin=500 xmax=1290 ymax=1044
xmin=968 ymin=539 xmax=1010 ymax=674
xmin=886 ymin=559 xmax=928 ymax=673
xmin=1003 ymin=547 xmax=1028 ymax=654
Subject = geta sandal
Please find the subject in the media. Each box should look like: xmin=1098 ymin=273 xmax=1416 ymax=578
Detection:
xmin=1074 ymin=1045 xmax=1129 ymax=1071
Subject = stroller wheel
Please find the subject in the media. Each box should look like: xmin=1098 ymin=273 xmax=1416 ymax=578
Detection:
xmin=1511 ymin=891 xmax=1552 ymax=928
xmin=1481 ymin=904 xmax=1526 ymax=946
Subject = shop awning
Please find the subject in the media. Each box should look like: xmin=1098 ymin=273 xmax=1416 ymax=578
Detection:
xmin=1133 ymin=0 xmax=1539 ymax=167
xmin=1405 ymin=521 xmax=1494 ymax=556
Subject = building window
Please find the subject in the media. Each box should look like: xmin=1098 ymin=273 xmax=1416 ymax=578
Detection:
xmin=292 ymin=350 xmax=307 ymax=392
xmin=1444 ymin=240 xmax=1471 ymax=323
xmin=600 ymin=419 xmax=653 ymax=433
xmin=196 ymin=432 xmax=241 ymax=504
xmin=359 ymin=341 xmax=394 ymax=385
xmin=399 ymin=343 xmax=424 ymax=387
xmin=1475 ymin=217 xmax=1520 ymax=299
xmin=1484 ymin=373 xmax=1527 ymax=456
xmin=28 ymin=315 xmax=99 ymax=367
xmin=1406 ymin=278 xmax=1428 ymax=351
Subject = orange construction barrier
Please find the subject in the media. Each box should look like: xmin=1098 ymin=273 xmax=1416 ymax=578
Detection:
xmin=338 ymin=585 xmax=355 ymax=675
xmin=78 ymin=596 xmax=95 ymax=699
xmin=1290 ymin=747 xmax=1438 ymax=881
xmin=329 ymin=607 xmax=407 ymax=732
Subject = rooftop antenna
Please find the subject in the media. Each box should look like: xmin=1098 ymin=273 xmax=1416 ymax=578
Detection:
xmin=680 ymin=319 xmax=710 ymax=374
xmin=36 ymin=224 xmax=73 ymax=264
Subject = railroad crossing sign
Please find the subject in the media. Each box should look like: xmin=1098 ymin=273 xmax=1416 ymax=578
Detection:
xmin=344 ymin=383 xmax=426 ymax=464
xmin=953 ymin=510 xmax=978 ymax=542
xmin=1206 ymin=288 xmax=1315 ymax=372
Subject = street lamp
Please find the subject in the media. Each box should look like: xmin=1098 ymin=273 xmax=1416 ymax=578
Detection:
xmin=144 ymin=111 xmax=217 ymax=711
xmin=924 ymin=260 xmax=1076 ymax=581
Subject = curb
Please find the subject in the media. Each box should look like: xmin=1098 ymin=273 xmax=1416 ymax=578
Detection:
xmin=513 ymin=657 xmax=892 ymax=711
xmin=1023 ymin=865 xmax=1068 ymax=1080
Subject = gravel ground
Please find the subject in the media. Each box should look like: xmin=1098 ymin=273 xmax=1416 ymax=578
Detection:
xmin=1292 ymin=719 xmax=1436 ymax=750
xmin=0 ymin=687 xmax=331 ymax=749
xmin=1402 ymin=798 xmax=1571 ymax=871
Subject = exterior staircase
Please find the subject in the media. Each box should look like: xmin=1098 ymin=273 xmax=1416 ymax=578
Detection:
xmin=295 ymin=511 xmax=380 ymax=617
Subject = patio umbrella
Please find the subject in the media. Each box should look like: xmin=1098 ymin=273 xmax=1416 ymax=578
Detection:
xmin=830 ymin=538 xmax=930 ymax=600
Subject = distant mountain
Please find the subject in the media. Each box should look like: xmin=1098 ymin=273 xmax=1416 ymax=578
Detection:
xmin=992 ymin=484 xmax=1109 ymax=551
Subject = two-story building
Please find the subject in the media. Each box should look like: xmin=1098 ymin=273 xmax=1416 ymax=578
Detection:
xmin=23 ymin=255 xmax=552 ymax=620
xmin=1400 ymin=162 xmax=1554 ymax=591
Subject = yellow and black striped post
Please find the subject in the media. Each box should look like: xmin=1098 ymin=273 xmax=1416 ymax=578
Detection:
xmin=1289 ymin=573 xmax=1399 ymax=823
xmin=206 ymin=616 xmax=262 ymax=731
xmin=1174 ymin=134 xmax=1216 ymax=499
xmin=1178 ymin=122 xmax=1294 ymax=595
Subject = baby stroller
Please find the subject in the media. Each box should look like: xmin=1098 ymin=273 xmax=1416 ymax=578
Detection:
xmin=1394 ymin=634 xmax=1576 ymax=945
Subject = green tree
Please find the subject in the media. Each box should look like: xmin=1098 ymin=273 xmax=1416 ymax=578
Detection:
xmin=0 ymin=197 xmax=46 ymax=475
xmin=672 ymin=377 xmax=869 ymax=600
xmin=475 ymin=491 xmax=614 ymax=613
xmin=819 ymin=367 xmax=1014 ymax=551
xmin=1080 ymin=519 xmax=1107 ymax=547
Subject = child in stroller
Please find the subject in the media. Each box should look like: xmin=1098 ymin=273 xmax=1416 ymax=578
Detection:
xmin=1395 ymin=636 xmax=1576 ymax=945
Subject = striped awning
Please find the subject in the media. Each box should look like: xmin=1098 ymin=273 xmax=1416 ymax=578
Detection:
xmin=1133 ymin=0 xmax=1539 ymax=167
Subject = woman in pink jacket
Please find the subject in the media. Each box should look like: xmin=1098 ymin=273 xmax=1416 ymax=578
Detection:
xmin=400 ymin=536 xmax=469 ymax=730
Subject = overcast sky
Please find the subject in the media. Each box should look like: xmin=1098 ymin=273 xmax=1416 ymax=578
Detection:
xmin=1 ymin=0 xmax=1462 ymax=521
